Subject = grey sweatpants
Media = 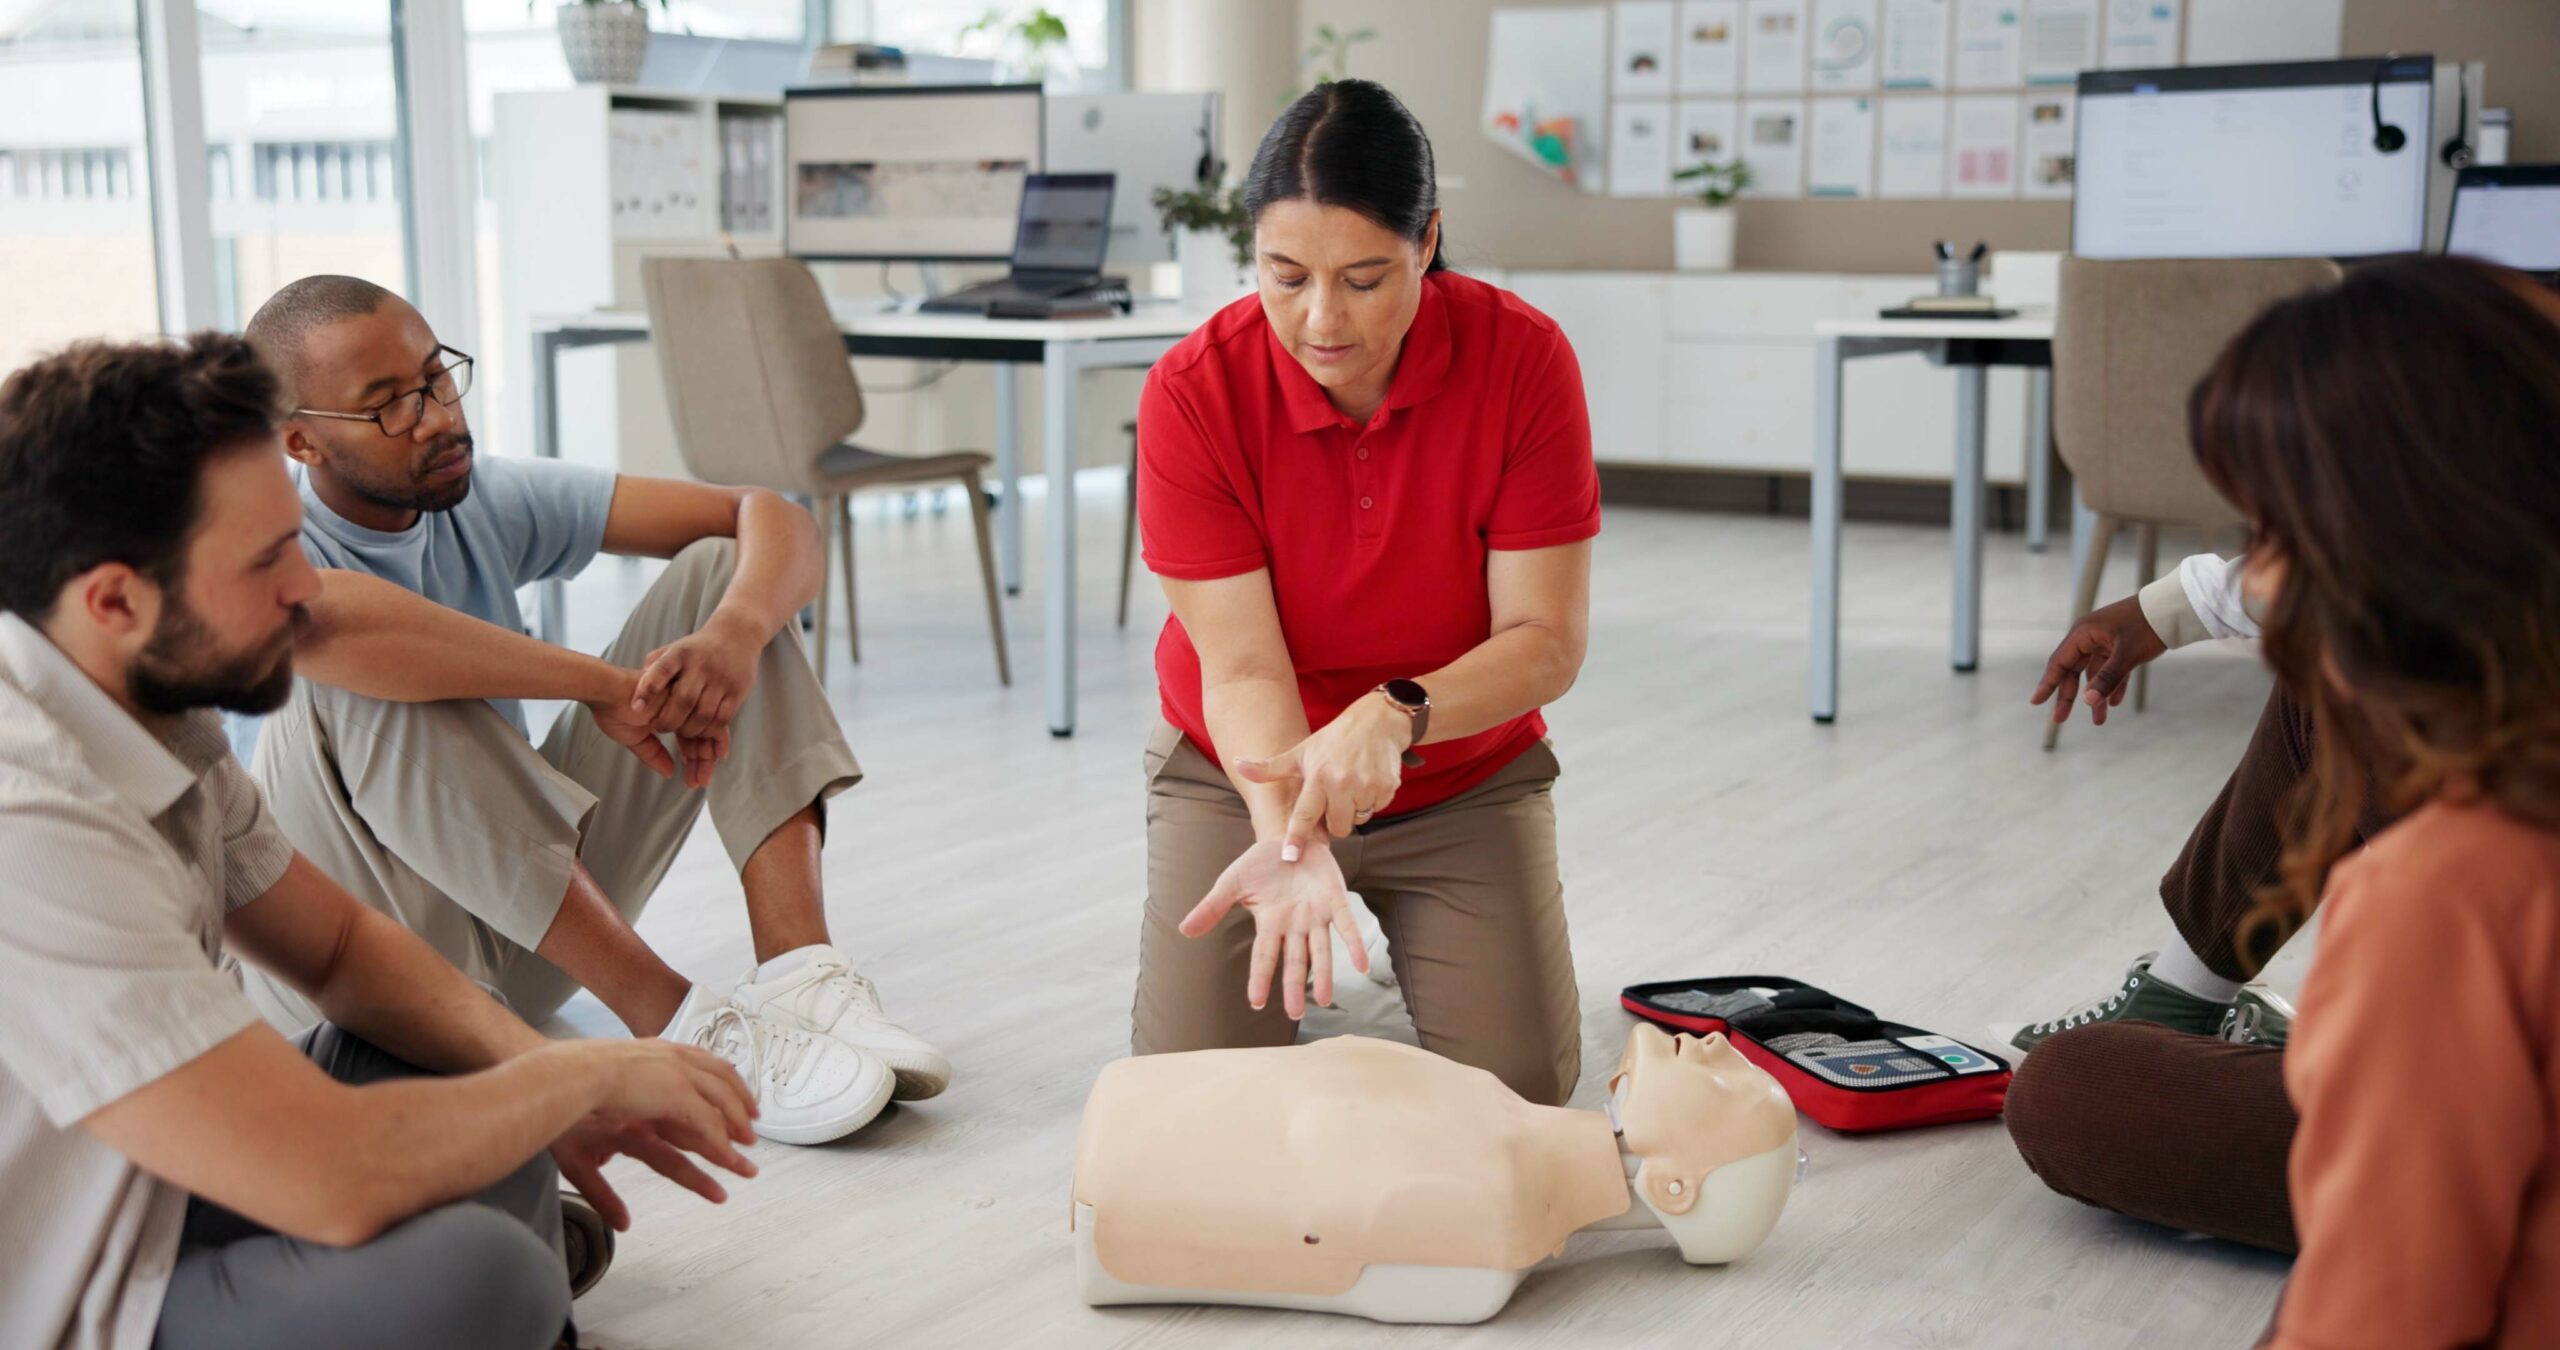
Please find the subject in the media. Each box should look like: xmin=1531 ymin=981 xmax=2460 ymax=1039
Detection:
xmin=153 ymin=1025 xmax=569 ymax=1350
xmin=245 ymin=538 xmax=864 ymax=1029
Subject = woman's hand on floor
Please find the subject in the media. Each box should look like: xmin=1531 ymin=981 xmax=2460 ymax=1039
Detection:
xmin=1180 ymin=839 xmax=1371 ymax=1019
xmin=1233 ymin=695 xmax=1410 ymax=859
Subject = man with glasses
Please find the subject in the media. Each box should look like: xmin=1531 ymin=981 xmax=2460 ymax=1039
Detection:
xmin=238 ymin=275 xmax=946 ymax=1148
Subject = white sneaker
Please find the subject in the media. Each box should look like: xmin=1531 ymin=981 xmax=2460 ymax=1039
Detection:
xmin=669 ymin=998 xmax=892 ymax=1145
xmin=733 ymin=946 xmax=953 ymax=1101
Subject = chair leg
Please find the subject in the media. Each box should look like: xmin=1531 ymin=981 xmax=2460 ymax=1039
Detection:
xmin=2046 ymin=512 xmax=2122 ymax=750
xmin=836 ymin=494 xmax=860 ymax=667
xmin=962 ymin=468 xmax=1012 ymax=686
xmin=812 ymin=494 xmax=837 ymax=685
xmin=2133 ymin=523 xmax=2160 ymax=713
xmin=1118 ymin=443 xmax=1140 ymax=631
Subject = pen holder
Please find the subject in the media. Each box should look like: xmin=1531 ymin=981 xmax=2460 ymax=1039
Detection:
xmin=1936 ymin=257 xmax=1981 ymax=297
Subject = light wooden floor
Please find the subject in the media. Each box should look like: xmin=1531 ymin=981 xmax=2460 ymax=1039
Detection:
xmin=540 ymin=484 xmax=2297 ymax=1349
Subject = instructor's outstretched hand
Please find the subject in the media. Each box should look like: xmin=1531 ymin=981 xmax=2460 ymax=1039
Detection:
xmin=1179 ymin=839 xmax=1370 ymax=1019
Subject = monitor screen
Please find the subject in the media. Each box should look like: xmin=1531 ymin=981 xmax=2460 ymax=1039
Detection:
xmin=783 ymin=85 xmax=1044 ymax=262
xmin=1011 ymin=174 xmax=1115 ymax=275
xmin=2447 ymin=166 xmax=2560 ymax=273
xmin=1044 ymin=92 xmax=1222 ymax=267
xmin=2073 ymin=59 xmax=2434 ymax=261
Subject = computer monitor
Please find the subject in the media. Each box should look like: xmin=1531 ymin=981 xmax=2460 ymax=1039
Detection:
xmin=2446 ymin=164 xmax=2560 ymax=276
xmin=782 ymin=84 xmax=1044 ymax=262
xmin=1043 ymin=93 xmax=1222 ymax=267
xmin=2073 ymin=57 xmax=2434 ymax=261
xmin=1009 ymin=173 xmax=1116 ymax=279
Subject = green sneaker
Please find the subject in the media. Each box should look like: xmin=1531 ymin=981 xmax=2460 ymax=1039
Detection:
xmin=2009 ymin=953 xmax=2228 ymax=1052
xmin=2217 ymin=986 xmax=2297 ymax=1047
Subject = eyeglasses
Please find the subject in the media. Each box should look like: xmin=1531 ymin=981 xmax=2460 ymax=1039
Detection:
xmin=294 ymin=347 xmax=474 ymax=438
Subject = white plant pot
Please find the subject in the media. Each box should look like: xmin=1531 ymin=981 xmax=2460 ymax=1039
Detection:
xmin=558 ymin=3 xmax=650 ymax=86
xmin=1178 ymin=228 xmax=1252 ymax=303
xmin=1674 ymin=206 xmax=1738 ymax=272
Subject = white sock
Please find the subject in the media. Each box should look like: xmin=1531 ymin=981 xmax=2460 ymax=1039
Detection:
xmin=751 ymin=943 xmax=837 ymax=984
xmin=660 ymin=982 xmax=710 ymax=1038
xmin=2148 ymin=932 xmax=2244 ymax=1004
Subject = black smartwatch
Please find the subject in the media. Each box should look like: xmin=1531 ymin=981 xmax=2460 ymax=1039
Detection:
xmin=1376 ymin=679 xmax=1431 ymax=768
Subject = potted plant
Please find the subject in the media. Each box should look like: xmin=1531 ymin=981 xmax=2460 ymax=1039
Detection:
xmin=959 ymin=7 xmax=1079 ymax=88
xmin=1302 ymin=22 xmax=1376 ymax=88
xmin=1152 ymin=183 xmax=1253 ymax=302
xmin=548 ymin=0 xmax=668 ymax=86
xmin=1670 ymin=159 xmax=1752 ymax=272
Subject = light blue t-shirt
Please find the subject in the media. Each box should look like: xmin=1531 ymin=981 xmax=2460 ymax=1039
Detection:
xmin=234 ymin=455 xmax=616 ymax=755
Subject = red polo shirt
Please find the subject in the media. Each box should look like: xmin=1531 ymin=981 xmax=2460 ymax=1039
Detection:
xmin=1137 ymin=270 xmax=1601 ymax=816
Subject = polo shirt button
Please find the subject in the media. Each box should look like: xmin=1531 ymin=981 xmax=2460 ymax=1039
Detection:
xmin=1356 ymin=447 xmax=1370 ymax=460
xmin=1360 ymin=496 xmax=1374 ymax=509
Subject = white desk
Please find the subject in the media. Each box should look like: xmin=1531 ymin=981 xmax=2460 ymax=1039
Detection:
xmin=529 ymin=300 xmax=1222 ymax=737
xmin=1809 ymin=311 xmax=2060 ymax=723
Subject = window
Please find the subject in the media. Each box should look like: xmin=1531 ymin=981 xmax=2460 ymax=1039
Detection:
xmin=0 ymin=12 xmax=162 ymax=372
xmin=197 ymin=2 xmax=409 ymax=330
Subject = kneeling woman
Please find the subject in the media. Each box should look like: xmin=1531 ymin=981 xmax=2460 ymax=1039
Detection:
xmin=2009 ymin=256 xmax=2560 ymax=1347
xmin=1129 ymin=80 xmax=1600 ymax=1106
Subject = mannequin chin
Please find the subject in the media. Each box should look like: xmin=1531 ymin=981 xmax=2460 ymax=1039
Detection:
xmin=1070 ymin=1024 xmax=1799 ymax=1324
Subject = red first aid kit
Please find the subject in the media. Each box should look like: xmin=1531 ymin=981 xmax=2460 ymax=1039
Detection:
xmin=1620 ymin=975 xmax=2012 ymax=1133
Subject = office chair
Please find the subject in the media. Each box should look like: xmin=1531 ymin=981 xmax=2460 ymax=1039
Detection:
xmin=2049 ymin=255 xmax=2341 ymax=745
xmin=640 ymin=256 xmax=1010 ymax=687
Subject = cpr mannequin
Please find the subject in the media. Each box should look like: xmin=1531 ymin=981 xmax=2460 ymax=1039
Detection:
xmin=1070 ymin=1024 xmax=1798 ymax=1324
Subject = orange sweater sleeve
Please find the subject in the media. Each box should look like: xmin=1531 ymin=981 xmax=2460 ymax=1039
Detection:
xmin=2269 ymin=826 xmax=2549 ymax=1350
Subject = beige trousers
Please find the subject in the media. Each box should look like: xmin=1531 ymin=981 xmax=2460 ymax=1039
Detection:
xmin=1131 ymin=723 xmax=1584 ymax=1107
xmin=245 ymin=539 xmax=863 ymax=1030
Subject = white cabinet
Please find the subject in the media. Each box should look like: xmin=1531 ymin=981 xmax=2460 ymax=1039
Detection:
xmin=1505 ymin=272 xmax=1669 ymax=465
xmin=493 ymin=86 xmax=784 ymax=480
xmin=1511 ymin=270 xmax=2034 ymax=484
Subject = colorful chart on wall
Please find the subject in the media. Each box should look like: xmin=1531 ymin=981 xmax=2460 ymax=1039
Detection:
xmin=1485 ymin=5 xmax=1615 ymax=193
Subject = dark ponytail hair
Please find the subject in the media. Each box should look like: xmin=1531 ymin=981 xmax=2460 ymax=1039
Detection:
xmin=1241 ymin=78 xmax=1449 ymax=273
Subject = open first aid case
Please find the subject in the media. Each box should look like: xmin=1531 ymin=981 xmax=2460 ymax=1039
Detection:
xmin=1620 ymin=975 xmax=2012 ymax=1132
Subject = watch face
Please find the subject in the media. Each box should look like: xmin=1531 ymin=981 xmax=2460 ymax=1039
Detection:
xmin=1383 ymin=678 xmax=1429 ymax=708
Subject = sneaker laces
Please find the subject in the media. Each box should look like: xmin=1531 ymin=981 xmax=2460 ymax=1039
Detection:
xmin=810 ymin=958 xmax=885 ymax=1019
xmin=2218 ymin=1001 xmax=2274 ymax=1046
xmin=2026 ymin=965 xmax=2146 ymax=1035
xmin=686 ymin=1005 xmax=817 ymax=1093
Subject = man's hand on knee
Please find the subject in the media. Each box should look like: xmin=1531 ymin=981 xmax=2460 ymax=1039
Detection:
xmin=584 ymin=669 xmax=684 ymax=781
xmin=635 ymin=612 xmax=764 ymax=744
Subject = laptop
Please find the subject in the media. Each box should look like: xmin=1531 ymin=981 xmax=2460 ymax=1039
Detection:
xmin=2445 ymin=164 xmax=2560 ymax=283
xmin=920 ymin=172 xmax=1123 ymax=315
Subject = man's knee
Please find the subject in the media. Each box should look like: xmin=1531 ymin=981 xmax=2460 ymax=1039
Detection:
xmin=384 ymin=1203 xmax=570 ymax=1350
xmin=669 ymin=535 xmax=741 ymax=587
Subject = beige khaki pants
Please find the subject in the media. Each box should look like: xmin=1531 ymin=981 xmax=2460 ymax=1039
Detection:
xmin=1131 ymin=723 xmax=1584 ymax=1106
xmin=246 ymin=539 xmax=862 ymax=1030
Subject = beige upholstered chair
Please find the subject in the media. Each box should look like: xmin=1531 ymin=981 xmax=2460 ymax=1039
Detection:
xmin=640 ymin=256 xmax=1009 ymax=686
xmin=2050 ymin=255 xmax=2339 ymax=735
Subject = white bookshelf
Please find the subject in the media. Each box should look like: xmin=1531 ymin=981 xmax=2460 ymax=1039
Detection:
xmin=491 ymin=85 xmax=783 ymax=480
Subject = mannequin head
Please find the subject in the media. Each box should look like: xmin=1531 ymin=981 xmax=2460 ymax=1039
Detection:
xmin=1609 ymin=1025 xmax=1799 ymax=1264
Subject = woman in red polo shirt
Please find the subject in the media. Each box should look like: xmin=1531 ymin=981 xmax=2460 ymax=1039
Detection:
xmin=1130 ymin=79 xmax=1601 ymax=1106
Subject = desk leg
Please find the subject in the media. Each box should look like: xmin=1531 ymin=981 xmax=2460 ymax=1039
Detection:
xmin=2026 ymin=367 xmax=2053 ymax=554
xmin=995 ymin=363 xmax=1023 ymax=596
xmin=1810 ymin=336 xmax=1845 ymax=723
xmin=1043 ymin=344 xmax=1077 ymax=737
xmin=1951 ymin=364 xmax=1988 ymax=673
xmin=535 ymin=328 xmax=568 ymax=646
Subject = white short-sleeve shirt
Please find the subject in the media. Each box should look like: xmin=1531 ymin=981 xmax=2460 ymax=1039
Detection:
xmin=0 ymin=614 xmax=295 ymax=1350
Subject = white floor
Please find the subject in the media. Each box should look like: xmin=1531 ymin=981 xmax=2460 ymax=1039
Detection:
xmin=540 ymin=484 xmax=2297 ymax=1349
